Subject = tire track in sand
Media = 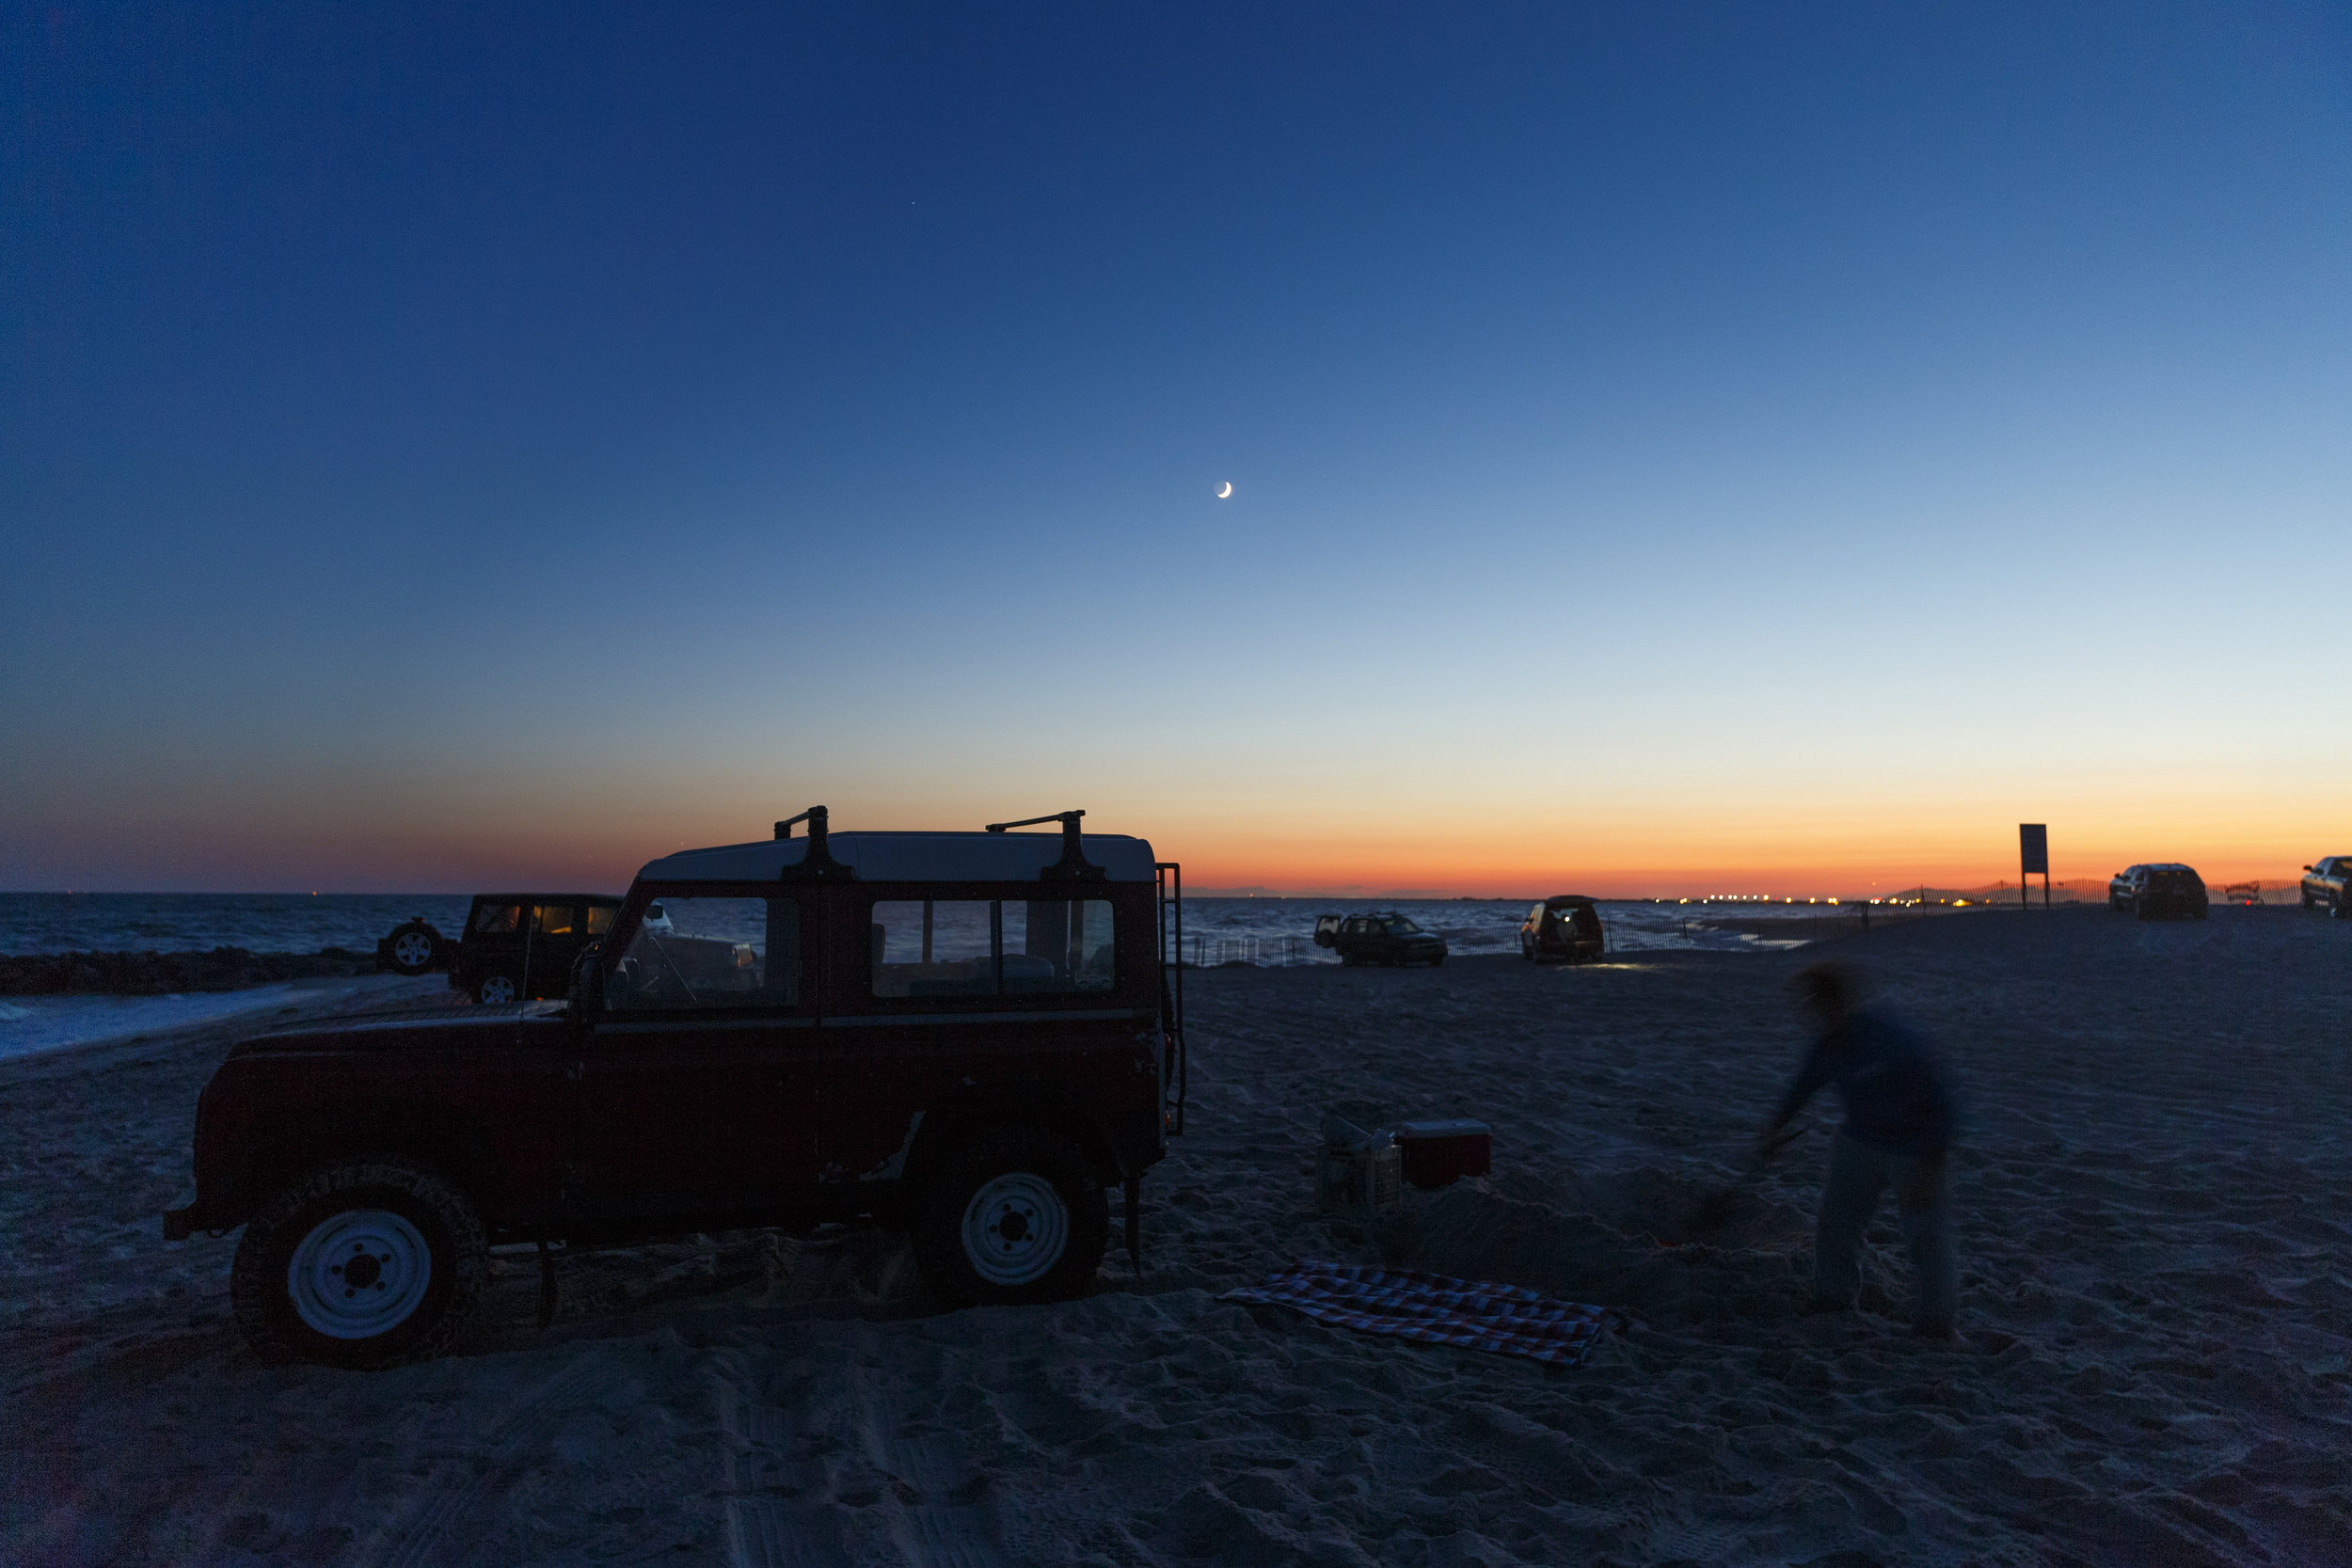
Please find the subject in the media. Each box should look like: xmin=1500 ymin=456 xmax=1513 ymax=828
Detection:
xmin=716 ymin=1361 xmax=850 ymax=1568
xmin=369 ymin=1351 xmax=607 ymax=1568
xmin=853 ymin=1361 xmax=1004 ymax=1568
xmin=715 ymin=1333 xmax=1004 ymax=1568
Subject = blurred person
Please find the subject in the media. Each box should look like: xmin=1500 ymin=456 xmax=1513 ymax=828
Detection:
xmin=1756 ymin=961 xmax=1961 ymax=1341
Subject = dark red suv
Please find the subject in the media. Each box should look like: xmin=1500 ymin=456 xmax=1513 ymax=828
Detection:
xmin=164 ymin=808 xmax=1186 ymax=1367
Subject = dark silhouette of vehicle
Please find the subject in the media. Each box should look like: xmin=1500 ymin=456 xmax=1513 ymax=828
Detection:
xmin=2298 ymin=856 xmax=2352 ymax=915
xmin=376 ymin=917 xmax=446 ymax=976
xmin=163 ymin=808 xmax=1185 ymax=1367
xmin=1518 ymin=895 xmax=1605 ymax=962
xmin=2107 ymin=863 xmax=2207 ymax=920
xmin=447 ymin=893 xmax=624 ymax=1003
xmin=1312 ymin=911 xmax=1448 ymax=967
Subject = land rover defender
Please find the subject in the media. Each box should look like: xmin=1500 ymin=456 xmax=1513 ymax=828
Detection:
xmin=163 ymin=808 xmax=1186 ymax=1367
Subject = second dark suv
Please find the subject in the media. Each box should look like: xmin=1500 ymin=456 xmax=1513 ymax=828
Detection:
xmin=1313 ymin=911 xmax=1449 ymax=967
xmin=2108 ymin=863 xmax=2207 ymax=921
xmin=449 ymin=894 xmax=624 ymax=1003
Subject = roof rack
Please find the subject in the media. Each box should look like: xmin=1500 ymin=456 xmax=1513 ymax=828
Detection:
xmin=771 ymin=804 xmax=856 ymax=880
xmin=985 ymin=809 xmax=1105 ymax=881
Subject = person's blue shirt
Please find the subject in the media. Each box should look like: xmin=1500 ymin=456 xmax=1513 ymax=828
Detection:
xmin=1774 ymin=1008 xmax=1956 ymax=1156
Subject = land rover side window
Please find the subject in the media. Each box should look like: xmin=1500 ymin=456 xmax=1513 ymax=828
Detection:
xmin=531 ymin=902 xmax=578 ymax=936
xmin=473 ymin=902 xmax=521 ymax=935
xmin=583 ymin=904 xmax=616 ymax=936
xmin=610 ymin=896 xmax=799 ymax=1010
xmin=870 ymin=898 xmax=1114 ymax=998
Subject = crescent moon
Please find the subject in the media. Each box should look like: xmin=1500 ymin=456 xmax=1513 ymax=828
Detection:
xmin=1216 ymin=482 xmax=1233 ymax=499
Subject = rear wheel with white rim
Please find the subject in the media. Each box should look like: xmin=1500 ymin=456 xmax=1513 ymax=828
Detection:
xmin=913 ymin=1126 xmax=1108 ymax=1307
xmin=230 ymin=1157 xmax=485 ymax=1368
xmin=474 ymin=974 xmax=518 ymax=1004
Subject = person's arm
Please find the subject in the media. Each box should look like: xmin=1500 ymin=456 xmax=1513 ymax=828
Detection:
xmin=1755 ymin=1037 xmax=1832 ymax=1160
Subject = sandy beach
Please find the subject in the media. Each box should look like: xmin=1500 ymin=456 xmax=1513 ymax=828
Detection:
xmin=4 ymin=905 xmax=2345 ymax=1565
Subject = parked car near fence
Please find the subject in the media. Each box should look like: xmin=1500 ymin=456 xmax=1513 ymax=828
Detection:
xmin=2107 ymin=864 xmax=2207 ymax=920
xmin=1313 ymin=912 xmax=1449 ymax=967
xmin=2299 ymin=857 xmax=2352 ymax=915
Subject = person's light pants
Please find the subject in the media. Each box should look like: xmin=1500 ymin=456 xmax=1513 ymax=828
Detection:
xmin=1814 ymin=1132 xmax=1956 ymax=1332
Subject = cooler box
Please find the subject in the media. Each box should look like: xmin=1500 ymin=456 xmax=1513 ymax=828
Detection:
xmin=1391 ymin=1119 xmax=1492 ymax=1190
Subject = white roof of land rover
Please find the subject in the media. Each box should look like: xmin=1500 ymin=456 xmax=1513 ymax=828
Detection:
xmin=635 ymin=831 xmax=1159 ymax=884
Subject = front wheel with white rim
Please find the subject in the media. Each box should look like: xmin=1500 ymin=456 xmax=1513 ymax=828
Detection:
xmin=230 ymin=1157 xmax=485 ymax=1368
xmin=913 ymin=1127 xmax=1108 ymax=1307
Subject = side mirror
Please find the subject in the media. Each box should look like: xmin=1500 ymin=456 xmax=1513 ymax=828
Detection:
xmin=569 ymin=942 xmax=605 ymax=1017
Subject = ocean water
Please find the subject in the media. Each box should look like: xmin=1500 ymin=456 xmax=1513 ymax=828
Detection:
xmin=0 ymin=892 xmax=1840 ymax=961
xmin=0 ymin=894 xmax=480 ymax=957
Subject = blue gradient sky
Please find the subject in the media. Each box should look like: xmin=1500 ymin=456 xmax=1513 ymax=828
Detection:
xmin=6 ymin=2 xmax=2348 ymax=895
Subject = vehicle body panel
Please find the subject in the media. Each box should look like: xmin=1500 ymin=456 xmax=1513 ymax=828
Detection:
xmin=166 ymin=1007 xmax=566 ymax=1239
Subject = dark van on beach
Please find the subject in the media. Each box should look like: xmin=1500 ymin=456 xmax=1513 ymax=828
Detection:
xmin=1519 ymin=895 xmax=1605 ymax=962
xmin=2107 ymin=863 xmax=2208 ymax=920
xmin=162 ymin=808 xmax=1185 ymax=1367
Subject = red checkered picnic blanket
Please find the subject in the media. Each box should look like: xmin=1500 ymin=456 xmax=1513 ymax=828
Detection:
xmin=1221 ymin=1261 xmax=1619 ymax=1367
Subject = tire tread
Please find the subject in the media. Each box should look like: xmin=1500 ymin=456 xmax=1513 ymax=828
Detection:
xmin=230 ymin=1156 xmax=485 ymax=1368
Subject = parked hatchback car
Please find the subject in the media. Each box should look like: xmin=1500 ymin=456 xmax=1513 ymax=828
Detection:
xmin=1313 ymin=911 xmax=1448 ymax=967
xmin=163 ymin=807 xmax=1185 ymax=1367
xmin=449 ymin=893 xmax=624 ymax=1003
xmin=2298 ymin=856 xmax=2352 ymax=914
xmin=2107 ymin=863 xmax=2208 ymax=920
xmin=1518 ymin=895 xmax=1605 ymax=962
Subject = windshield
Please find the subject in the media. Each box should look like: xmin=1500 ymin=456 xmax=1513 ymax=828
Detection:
xmin=1382 ymin=916 xmax=1422 ymax=933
